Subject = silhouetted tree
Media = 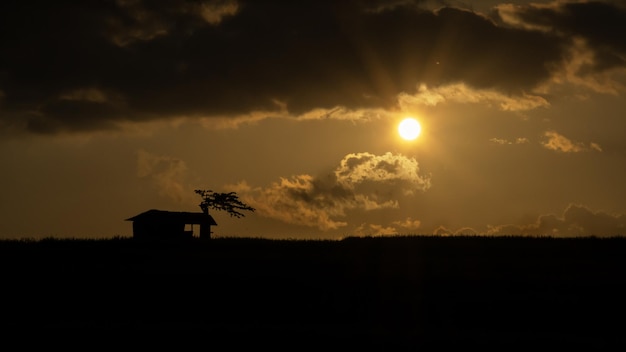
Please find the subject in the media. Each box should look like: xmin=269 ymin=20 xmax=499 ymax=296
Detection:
xmin=194 ymin=189 xmax=255 ymax=218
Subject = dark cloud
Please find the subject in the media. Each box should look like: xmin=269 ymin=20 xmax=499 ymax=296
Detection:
xmin=232 ymin=152 xmax=430 ymax=230
xmin=1 ymin=0 xmax=622 ymax=134
xmin=487 ymin=204 xmax=626 ymax=237
xmin=504 ymin=1 xmax=626 ymax=72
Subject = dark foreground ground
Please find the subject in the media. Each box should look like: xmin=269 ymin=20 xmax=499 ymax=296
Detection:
xmin=1 ymin=236 xmax=625 ymax=348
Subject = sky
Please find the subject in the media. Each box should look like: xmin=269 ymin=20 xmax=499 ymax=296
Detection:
xmin=1 ymin=0 xmax=626 ymax=240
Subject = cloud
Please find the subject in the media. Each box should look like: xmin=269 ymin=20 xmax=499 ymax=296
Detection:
xmin=107 ymin=0 xmax=240 ymax=47
xmin=453 ymin=227 xmax=479 ymax=236
xmin=392 ymin=217 xmax=422 ymax=231
xmin=490 ymin=137 xmax=529 ymax=145
xmin=231 ymin=152 xmax=431 ymax=230
xmin=7 ymin=1 xmax=625 ymax=134
xmin=196 ymin=104 xmax=393 ymax=130
xmin=542 ymin=131 xmax=601 ymax=153
xmin=350 ymin=216 xmax=423 ymax=237
xmin=335 ymin=152 xmax=431 ymax=195
xmin=399 ymin=83 xmax=550 ymax=111
xmin=540 ymin=37 xmax=626 ymax=95
xmin=59 ymin=88 xmax=110 ymax=103
xmin=433 ymin=226 xmax=452 ymax=236
xmin=136 ymin=149 xmax=190 ymax=203
xmin=589 ymin=142 xmax=603 ymax=152
xmin=353 ymin=223 xmax=398 ymax=237
xmin=497 ymin=1 xmax=626 ymax=69
xmin=199 ymin=0 xmax=239 ymax=25
xmin=497 ymin=2 xmax=626 ymax=95
xmin=231 ymin=176 xmax=379 ymax=231
xmin=491 ymin=132 xmax=601 ymax=152
xmin=432 ymin=225 xmax=479 ymax=236
xmin=486 ymin=204 xmax=626 ymax=237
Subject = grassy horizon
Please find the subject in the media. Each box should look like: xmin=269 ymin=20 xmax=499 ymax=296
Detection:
xmin=2 ymin=232 xmax=625 ymax=243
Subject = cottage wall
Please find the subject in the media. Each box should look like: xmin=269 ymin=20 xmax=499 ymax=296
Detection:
xmin=127 ymin=209 xmax=217 ymax=240
xmin=133 ymin=221 xmax=185 ymax=240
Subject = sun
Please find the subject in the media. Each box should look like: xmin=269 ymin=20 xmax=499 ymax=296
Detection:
xmin=398 ymin=117 xmax=421 ymax=141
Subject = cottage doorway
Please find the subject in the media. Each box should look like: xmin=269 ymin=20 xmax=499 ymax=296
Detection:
xmin=184 ymin=224 xmax=196 ymax=238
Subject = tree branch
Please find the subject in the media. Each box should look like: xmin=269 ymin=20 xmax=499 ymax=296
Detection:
xmin=194 ymin=189 xmax=255 ymax=218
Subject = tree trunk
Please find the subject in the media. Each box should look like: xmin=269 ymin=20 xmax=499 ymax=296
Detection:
xmin=200 ymin=208 xmax=211 ymax=240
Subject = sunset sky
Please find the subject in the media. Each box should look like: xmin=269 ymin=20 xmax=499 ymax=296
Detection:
xmin=1 ymin=0 xmax=625 ymax=240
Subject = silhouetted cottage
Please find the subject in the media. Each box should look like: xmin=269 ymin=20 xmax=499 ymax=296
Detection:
xmin=126 ymin=209 xmax=217 ymax=240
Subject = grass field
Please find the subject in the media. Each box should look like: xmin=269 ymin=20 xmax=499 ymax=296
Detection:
xmin=1 ymin=235 xmax=625 ymax=348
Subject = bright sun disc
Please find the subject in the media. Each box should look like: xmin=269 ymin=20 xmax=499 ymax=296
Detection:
xmin=398 ymin=117 xmax=421 ymax=140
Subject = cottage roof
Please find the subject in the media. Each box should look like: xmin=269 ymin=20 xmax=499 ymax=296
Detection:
xmin=125 ymin=209 xmax=217 ymax=225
